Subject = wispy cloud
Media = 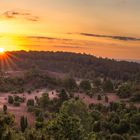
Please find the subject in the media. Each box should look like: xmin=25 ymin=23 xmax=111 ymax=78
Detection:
xmin=0 ymin=10 xmax=39 ymax=22
xmin=26 ymin=35 xmax=73 ymax=41
xmin=79 ymin=33 xmax=140 ymax=41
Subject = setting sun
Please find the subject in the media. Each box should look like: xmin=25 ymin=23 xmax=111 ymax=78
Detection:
xmin=0 ymin=47 xmax=5 ymax=53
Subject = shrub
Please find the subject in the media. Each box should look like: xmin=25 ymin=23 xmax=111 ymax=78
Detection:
xmin=27 ymin=106 xmax=35 ymax=112
xmin=131 ymin=136 xmax=140 ymax=140
xmin=35 ymin=121 xmax=43 ymax=129
xmin=27 ymin=99 xmax=35 ymax=107
xmin=3 ymin=105 xmax=7 ymax=113
xmin=105 ymin=96 xmax=109 ymax=103
xmin=117 ymin=83 xmax=132 ymax=98
xmin=110 ymin=134 xmax=124 ymax=140
xmin=63 ymin=77 xmax=77 ymax=91
xmin=14 ymin=101 xmax=20 ymax=107
xmin=34 ymin=108 xmax=42 ymax=117
xmin=17 ymin=88 xmax=24 ymax=93
xmin=79 ymin=80 xmax=91 ymax=91
xmin=8 ymin=96 xmax=14 ymax=104
xmin=97 ymin=95 xmax=102 ymax=100
xmin=27 ymin=90 xmax=32 ymax=94
xmin=14 ymin=95 xmax=20 ymax=102
xmin=20 ymin=116 xmax=28 ymax=132
xmin=130 ymin=92 xmax=140 ymax=102
xmin=103 ymin=79 xmax=114 ymax=92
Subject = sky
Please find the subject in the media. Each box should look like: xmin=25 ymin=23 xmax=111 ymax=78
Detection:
xmin=0 ymin=0 xmax=140 ymax=60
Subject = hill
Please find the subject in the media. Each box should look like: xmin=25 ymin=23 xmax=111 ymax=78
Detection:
xmin=3 ymin=51 xmax=140 ymax=81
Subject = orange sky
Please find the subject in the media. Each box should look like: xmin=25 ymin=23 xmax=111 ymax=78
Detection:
xmin=0 ymin=0 xmax=140 ymax=60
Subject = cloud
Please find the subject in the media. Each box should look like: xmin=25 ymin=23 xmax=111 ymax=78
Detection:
xmin=27 ymin=36 xmax=57 ymax=40
xmin=79 ymin=33 xmax=140 ymax=41
xmin=27 ymin=35 xmax=73 ymax=41
xmin=0 ymin=10 xmax=39 ymax=22
xmin=53 ymin=45 xmax=81 ymax=49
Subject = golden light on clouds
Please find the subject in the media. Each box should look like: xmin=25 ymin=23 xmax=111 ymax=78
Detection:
xmin=0 ymin=0 xmax=140 ymax=60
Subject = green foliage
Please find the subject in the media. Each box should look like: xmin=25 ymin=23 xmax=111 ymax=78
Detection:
xmin=110 ymin=134 xmax=124 ymax=140
xmin=60 ymin=99 xmax=92 ymax=132
xmin=13 ymin=101 xmax=20 ymax=106
xmin=117 ymin=119 xmax=130 ymax=134
xmin=6 ymin=51 xmax=140 ymax=81
xmin=20 ymin=116 xmax=28 ymax=132
xmin=131 ymin=92 xmax=140 ymax=102
xmin=110 ymin=102 xmax=119 ymax=111
xmin=93 ymin=121 xmax=101 ymax=132
xmin=58 ymin=89 xmax=69 ymax=102
xmin=8 ymin=96 xmax=14 ymax=104
xmin=35 ymin=121 xmax=44 ymax=129
xmin=117 ymin=83 xmax=132 ymax=98
xmin=130 ymin=113 xmax=140 ymax=130
xmin=94 ymin=78 xmax=102 ymax=88
xmin=97 ymin=95 xmax=102 ymax=100
xmin=80 ymin=80 xmax=91 ymax=91
xmin=0 ymin=52 xmax=140 ymax=139
xmin=27 ymin=99 xmax=35 ymax=107
xmin=46 ymin=113 xmax=85 ymax=140
xmin=0 ymin=98 xmax=139 ymax=139
xmin=63 ymin=77 xmax=77 ymax=91
xmin=103 ymin=79 xmax=114 ymax=92
xmin=27 ymin=106 xmax=34 ymax=112
xmin=3 ymin=105 xmax=7 ymax=113
xmin=14 ymin=95 xmax=19 ymax=102
xmin=39 ymin=93 xmax=49 ymax=109
xmin=105 ymin=96 xmax=109 ymax=103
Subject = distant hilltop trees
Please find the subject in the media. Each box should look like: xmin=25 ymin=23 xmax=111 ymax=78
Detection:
xmin=2 ymin=51 xmax=140 ymax=82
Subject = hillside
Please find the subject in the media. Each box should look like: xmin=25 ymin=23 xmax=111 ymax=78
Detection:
xmin=3 ymin=51 xmax=140 ymax=81
xmin=0 ymin=51 xmax=140 ymax=140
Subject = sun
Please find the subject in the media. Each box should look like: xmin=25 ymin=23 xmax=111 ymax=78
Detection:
xmin=0 ymin=48 xmax=5 ymax=54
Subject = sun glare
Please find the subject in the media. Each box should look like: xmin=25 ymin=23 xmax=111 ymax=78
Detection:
xmin=0 ymin=48 xmax=5 ymax=54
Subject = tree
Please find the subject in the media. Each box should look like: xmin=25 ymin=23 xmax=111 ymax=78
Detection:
xmin=117 ymin=120 xmax=130 ymax=134
xmin=46 ymin=113 xmax=85 ymax=140
xmin=63 ymin=77 xmax=77 ymax=91
xmin=131 ymin=113 xmax=140 ymax=130
xmin=110 ymin=134 xmax=124 ymax=140
xmin=94 ymin=79 xmax=101 ymax=88
xmin=80 ymin=80 xmax=91 ymax=91
xmin=1 ymin=130 xmax=12 ymax=140
xmin=60 ymin=99 xmax=92 ymax=132
xmin=39 ymin=93 xmax=49 ymax=109
xmin=103 ymin=79 xmax=114 ymax=92
xmin=3 ymin=105 xmax=7 ymax=113
xmin=131 ymin=92 xmax=140 ymax=102
xmin=109 ymin=102 xmax=119 ymax=112
xmin=93 ymin=121 xmax=102 ymax=132
xmin=20 ymin=116 xmax=28 ymax=132
xmin=27 ymin=99 xmax=34 ymax=107
xmin=14 ymin=101 xmax=20 ymax=107
xmin=105 ymin=96 xmax=109 ymax=103
xmin=97 ymin=95 xmax=102 ymax=100
xmin=117 ymin=83 xmax=132 ymax=98
xmin=14 ymin=95 xmax=20 ymax=102
xmin=58 ymin=89 xmax=69 ymax=102
xmin=8 ymin=96 xmax=14 ymax=104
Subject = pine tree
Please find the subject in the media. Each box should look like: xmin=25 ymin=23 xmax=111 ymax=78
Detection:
xmin=20 ymin=116 xmax=28 ymax=132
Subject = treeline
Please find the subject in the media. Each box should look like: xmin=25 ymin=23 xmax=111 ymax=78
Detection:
xmin=3 ymin=51 xmax=140 ymax=81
